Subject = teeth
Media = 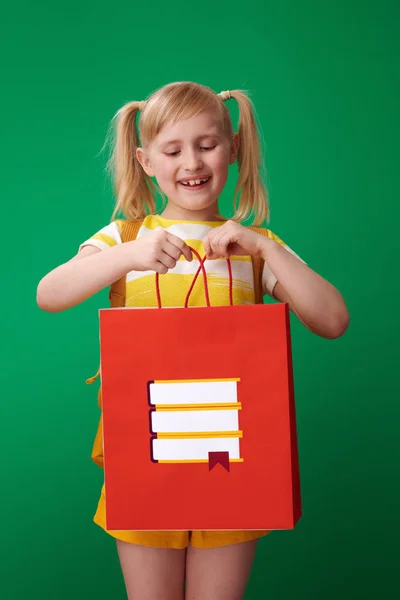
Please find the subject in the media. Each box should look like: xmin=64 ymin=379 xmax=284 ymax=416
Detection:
xmin=181 ymin=178 xmax=209 ymax=186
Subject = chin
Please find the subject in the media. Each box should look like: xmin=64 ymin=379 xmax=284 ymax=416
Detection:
xmin=172 ymin=196 xmax=218 ymax=212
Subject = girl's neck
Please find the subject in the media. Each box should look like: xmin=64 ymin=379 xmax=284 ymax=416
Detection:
xmin=160 ymin=204 xmax=224 ymax=223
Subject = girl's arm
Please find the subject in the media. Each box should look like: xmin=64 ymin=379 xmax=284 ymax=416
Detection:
xmin=37 ymin=244 xmax=135 ymax=312
xmin=204 ymin=221 xmax=350 ymax=340
xmin=260 ymin=237 xmax=349 ymax=339
xmin=37 ymin=230 xmax=192 ymax=312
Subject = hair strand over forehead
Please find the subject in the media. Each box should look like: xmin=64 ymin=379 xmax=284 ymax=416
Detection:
xmin=140 ymin=82 xmax=231 ymax=144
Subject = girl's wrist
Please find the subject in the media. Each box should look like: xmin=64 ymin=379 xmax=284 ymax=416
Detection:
xmin=258 ymin=236 xmax=274 ymax=261
xmin=114 ymin=240 xmax=138 ymax=272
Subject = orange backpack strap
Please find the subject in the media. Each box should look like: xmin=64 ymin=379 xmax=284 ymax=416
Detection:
xmin=248 ymin=226 xmax=271 ymax=305
xmin=109 ymin=220 xmax=143 ymax=307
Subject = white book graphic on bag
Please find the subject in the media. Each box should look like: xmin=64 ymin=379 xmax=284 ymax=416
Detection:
xmin=148 ymin=379 xmax=243 ymax=470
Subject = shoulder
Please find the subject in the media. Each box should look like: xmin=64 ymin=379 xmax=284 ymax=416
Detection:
xmin=249 ymin=226 xmax=304 ymax=259
xmin=79 ymin=220 xmax=125 ymax=252
xmin=248 ymin=226 xmax=286 ymax=245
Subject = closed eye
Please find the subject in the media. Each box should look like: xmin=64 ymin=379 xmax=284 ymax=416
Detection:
xmin=165 ymin=146 xmax=217 ymax=157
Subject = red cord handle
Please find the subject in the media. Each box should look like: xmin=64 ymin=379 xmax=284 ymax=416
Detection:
xmin=155 ymin=247 xmax=233 ymax=309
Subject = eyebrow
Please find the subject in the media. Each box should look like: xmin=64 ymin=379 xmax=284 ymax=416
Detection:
xmin=158 ymin=133 xmax=221 ymax=149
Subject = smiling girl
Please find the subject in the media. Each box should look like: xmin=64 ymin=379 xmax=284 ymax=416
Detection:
xmin=37 ymin=82 xmax=349 ymax=600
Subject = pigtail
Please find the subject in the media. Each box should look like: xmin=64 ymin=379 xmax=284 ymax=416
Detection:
xmin=228 ymin=91 xmax=269 ymax=226
xmin=106 ymin=101 xmax=157 ymax=221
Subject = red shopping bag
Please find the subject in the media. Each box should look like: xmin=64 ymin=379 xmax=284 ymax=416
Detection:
xmin=99 ymin=252 xmax=301 ymax=531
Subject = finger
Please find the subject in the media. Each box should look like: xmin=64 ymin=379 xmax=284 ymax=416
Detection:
xmin=205 ymin=244 xmax=219 ymax=260
xmin=153 ymin=261 xmax=169 ymax=275
xmin=162 ymin=240 xmax=183 ymax=262
xmin=158 ymin=250 xmax=177 ymax=270
xmin=166 ymin=233 xmax=193 ymax=262
xmin=207 ymin=236 xmax=222 ymax=258
xmin=210 ymin=232 xmax=231 ymax=258
xmin=204 ymin=235 xmax=212 ymax=258
xmin=218 ymin=233 xmax=232 ymax=257
xmin=204 ymin=227 xmax=222 ymax=254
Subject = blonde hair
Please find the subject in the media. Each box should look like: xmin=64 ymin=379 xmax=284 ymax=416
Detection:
xmin=105 ymin=81 xmax=269 ymax=225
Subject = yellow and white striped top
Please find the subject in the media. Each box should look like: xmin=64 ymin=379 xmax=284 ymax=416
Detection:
xmin=79 ymin=215 xmax=302 ymax=308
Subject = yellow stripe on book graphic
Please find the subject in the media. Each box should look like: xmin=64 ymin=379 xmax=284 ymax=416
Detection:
xmin=156 ymin=431 xmax=243 ymax=439
xmin=155 ymin=402 xmax=242 ymax=412
xmin=154 ymin=378 xmax=241 ymax=384
xmin=158 ymin=458 xmax=244 ymax=463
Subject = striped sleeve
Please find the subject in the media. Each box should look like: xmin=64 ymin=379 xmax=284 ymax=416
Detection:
xmin=79 ymin=220 xmax=124 ymax=252
xmin=262 ymin=231 xmax=306 ymax=296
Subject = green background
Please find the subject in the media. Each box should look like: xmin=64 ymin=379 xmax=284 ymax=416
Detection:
xmin=1 ymin=1 xmax=399 ymax=598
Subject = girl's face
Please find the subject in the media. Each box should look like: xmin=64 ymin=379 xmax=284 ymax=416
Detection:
xmin=137 ymin=110 xmax=239 ymax=221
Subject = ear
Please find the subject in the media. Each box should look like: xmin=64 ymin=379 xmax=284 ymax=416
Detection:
xmin=229 ymin=133 xmax=240 ymax=165
xmin=136 ymin=147 xmax=155 ymax=177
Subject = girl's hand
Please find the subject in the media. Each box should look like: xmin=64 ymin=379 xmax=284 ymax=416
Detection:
xmin=204 ymin=220 xmax=266 ymax=259
xmin=37 ymin=229 xmax=193 ymax=312
xmin=126 ymin=229 xmax=193 ymax=274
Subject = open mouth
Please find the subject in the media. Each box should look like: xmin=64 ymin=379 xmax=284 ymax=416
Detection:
xmin=179 ymin=177 xmax=211 ymax=190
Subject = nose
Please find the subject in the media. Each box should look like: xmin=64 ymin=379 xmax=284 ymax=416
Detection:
xmin=183 ymin=148 xmax=203 ymax=172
